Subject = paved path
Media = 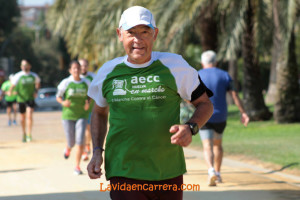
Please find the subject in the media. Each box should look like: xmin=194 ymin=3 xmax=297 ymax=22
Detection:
xmin=0 ymin=111 xmax=299 ymax=200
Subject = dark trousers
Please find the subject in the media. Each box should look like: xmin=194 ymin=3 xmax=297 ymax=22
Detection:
xmin=109 ymin=175 xmax=183 ymax=200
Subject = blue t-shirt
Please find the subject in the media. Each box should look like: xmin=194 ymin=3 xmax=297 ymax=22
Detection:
xmin=199 ymin=67 xmax=233 ymax=123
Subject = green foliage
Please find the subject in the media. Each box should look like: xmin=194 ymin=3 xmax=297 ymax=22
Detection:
xmin=46 ymin=0 xmax=300 ymax=121
xmin=218 ymin=0 xmax=248 ymax=60
xmin=46 ymin=0 xmax=209 ymax=65
xmin=32 ymin=37 xmax=69 ymax=87
xmin=3 ymin=26 xmax=70 ymax=87
xmin=218 ymin=0 xmax=274 ymax=61
xmin=47 ymin=0 xmax=127 ymax=64
xmin=236 ymin=58 xmax=271 ymax=90
xmin=184 ymin=44 xmax=202 ymax=70
xmin=255 ymin=0 xmax=273 ymax=56
xmin=0 ymin=3 xmax=72 ymax=88
xmin=0 ymin=0 xmax=20 ymax=41
xmin=3 ymin=27 xmax=38 ymax=72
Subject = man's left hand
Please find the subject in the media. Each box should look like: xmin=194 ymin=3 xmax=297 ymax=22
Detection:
xmin=169 ymin=124 xmax=192 ymax=147
xmin=241 ymin=112 xmax=250 ymax=127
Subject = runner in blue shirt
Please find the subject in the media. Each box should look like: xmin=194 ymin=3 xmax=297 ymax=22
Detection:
xmin=198 ymin=50 xmax=249 ymax=186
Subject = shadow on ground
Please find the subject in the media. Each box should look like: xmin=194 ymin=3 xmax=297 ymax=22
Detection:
xmin=265 ymin=163 xmax=299 ymax=174
xmin=0 ymin=168 xmax=36 ymax=174
xmin=1 ymin=190 xmax=300 ymax=200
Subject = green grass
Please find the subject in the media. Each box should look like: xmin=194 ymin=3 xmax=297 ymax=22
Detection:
xmin=191 ymin=105 xmax=300 ymax=171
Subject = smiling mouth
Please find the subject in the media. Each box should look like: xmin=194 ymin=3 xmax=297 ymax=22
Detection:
xmin=133 ymin=47 xmax=144 ymax=50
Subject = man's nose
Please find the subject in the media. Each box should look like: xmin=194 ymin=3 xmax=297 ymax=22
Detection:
xmin=133 ymin=33 xmax=143 ymax=41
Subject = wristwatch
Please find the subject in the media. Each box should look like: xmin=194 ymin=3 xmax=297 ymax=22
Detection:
xmin=185 ymin=122 xmax=199 ymax=136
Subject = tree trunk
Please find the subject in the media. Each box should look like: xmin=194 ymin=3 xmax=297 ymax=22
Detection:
xmin=265 ymin=35 xmax=279 ymax=104
xmin=241 ymin=0 xmax=272 ymax=121
xmin=197 ymin=0 xmax=218 ymax=51
xmin=273 ymin=0 xmax=300 ymax=123
xmin=265 ymin=0 xmax=281 ymax=104
xmin=274 ymin=27 xmax=300 ymax=122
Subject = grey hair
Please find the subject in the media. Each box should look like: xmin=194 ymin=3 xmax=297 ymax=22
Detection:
xmin=201 ymin=50 xmax=217 ymax=65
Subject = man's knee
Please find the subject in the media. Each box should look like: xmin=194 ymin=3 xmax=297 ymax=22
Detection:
xmin=20 ymin=113 xmax=26 ymax=120
xmin=68 ymin=142 xmax=75 ymax=148
xmin=202 ymin=140 xmax=213 ymax=151
xmin=213 ymin=143 xmax=223 ymax=152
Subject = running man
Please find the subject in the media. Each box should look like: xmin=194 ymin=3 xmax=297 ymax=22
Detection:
xmin=87 ymin=6 xmax=213 ymax=200
xmin=198 ymin=50 xmax=250 ymax=186
xmin=79 ymin=58 xmax=95 ymax=161
xmin=9 ymin=59 xmax=41 ymax=142
xmin=56 ymin=60 xmax=91 ymax=175
xmin=1 ymin=74 xmax=18 ymax=126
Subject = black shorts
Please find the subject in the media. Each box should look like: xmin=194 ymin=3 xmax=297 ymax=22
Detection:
xmin=18 ymin=100 xmax=35 ymax=114
xmin=200 ymin=121 xmax=227 ymax=134
xmin=6 ymin=100 xmax=17 ymax=108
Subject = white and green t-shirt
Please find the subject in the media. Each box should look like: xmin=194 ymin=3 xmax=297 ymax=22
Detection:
xmin=1 ymin=80 xmax=17 ymax=102
xmin=88 ymin=52 xmax=207 ymax=181
xmin=80 ymin=71 xmax=95 ymax=82
xmin=12 ymin=71 xmax=41 ymax=103
xmin=57 ymin=76 xmax=90 ymax=120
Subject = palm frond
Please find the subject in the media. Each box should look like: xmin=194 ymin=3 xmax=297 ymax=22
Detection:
xmin=218 ymin=0 xmax=248 ymax=60
xmin=255 ymin=0 xmax=273 ymax=56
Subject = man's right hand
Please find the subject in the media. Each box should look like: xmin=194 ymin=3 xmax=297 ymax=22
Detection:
xmin=87 ymin=151 xmax=103 ymax=179
xmin=62 ymin=100 xmax=71 ymax=107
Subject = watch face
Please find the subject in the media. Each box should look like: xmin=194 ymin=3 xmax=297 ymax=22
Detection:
xmin=186 ymin=122 xmax=199 ymax=135
xmin=191 ymin=123 xmax=199 ymax=135
xmin=194 ymin=125 xmax=198 ymax=133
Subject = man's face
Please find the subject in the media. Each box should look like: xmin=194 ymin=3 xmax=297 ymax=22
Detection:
xmin=20 ymin=60 xmax=31 ymax=72
xmin=79 ymin=60 xmax=88 ymax=75
xmin=117 ymin=25 xmax=158 ymax=64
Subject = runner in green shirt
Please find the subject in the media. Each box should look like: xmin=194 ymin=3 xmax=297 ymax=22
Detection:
xmin=56 ymin=60 xmax=91 ymax=175
xmin=87 ymin=6 xmax=213 ymax=200
xmin=1 ymin=74 xmax=17 ymax=126
xmin=9 ymin=59 xmax=41 ymax=142
xmin=79 ymin=58 xmax=95 ymax=161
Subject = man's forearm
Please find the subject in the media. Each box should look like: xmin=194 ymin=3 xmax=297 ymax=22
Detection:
xmin=189 ymin=93 xmax=214 ymax=128
xmin=35 ymin=83 xmax=40 ymax=90
xmin=231 ymin=91 xmax=246 ymax=114
xmin=8 ymin=85 xmax=15 ymax=94
xmin=91 ymin=107 xmax=109 ymax=150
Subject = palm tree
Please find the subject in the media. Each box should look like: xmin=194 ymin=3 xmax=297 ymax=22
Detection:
xmin=265 ymin=0 xmax=300 ymax=107
xmin=241 ymin=0 xmax=272 ymax=120
xmin=273 ymin=0 xmax=300 ymax=123
xmin=47 ymin=0 xmax=214 ymax=64
xmin=195 ymin=0 xmax=219 ymax=51
xmin=47 ymin=0 xmax=299 ymax=122
xmin=47 ymin=0 xmax=134 ymax=65
xmin=219 ymin=0 xmax=272 ymax=120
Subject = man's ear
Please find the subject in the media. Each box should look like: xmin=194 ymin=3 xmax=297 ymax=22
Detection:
xmin=153 ymin=28 xmax=159 ymax=41
xmin=116 ymin=28 xmax=123 ymax=41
